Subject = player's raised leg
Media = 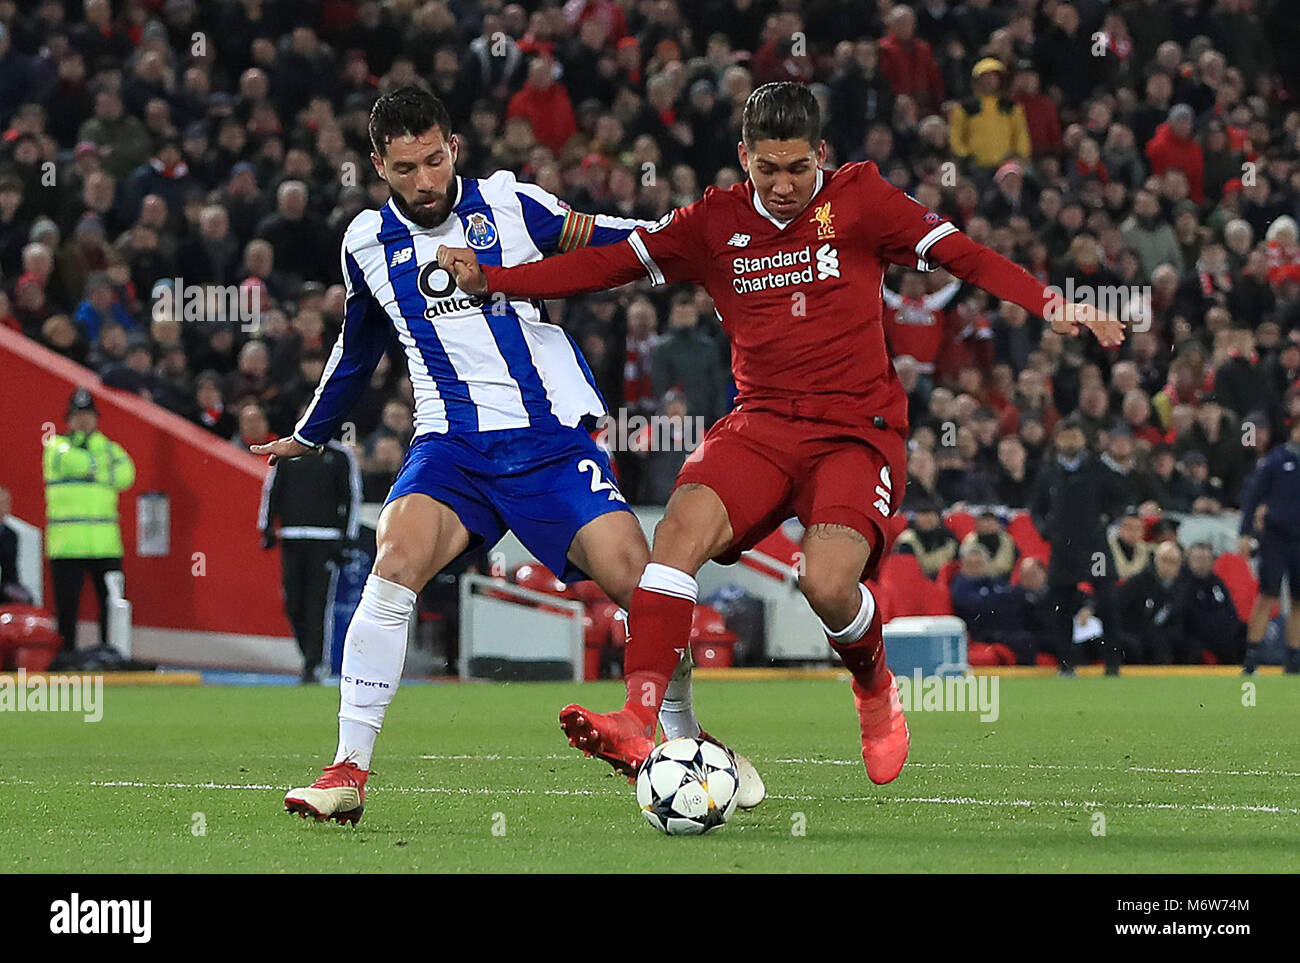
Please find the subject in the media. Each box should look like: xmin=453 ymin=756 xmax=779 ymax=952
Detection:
xmin=284 ymin=493 xmax=470 ymax=823
xmin=556 ymin=483 xmax=732 ymax=777
xmin=565 ymin=506 xmax=765 ymax=805
xmin=799 ymin=522 xmax=909 ymax=784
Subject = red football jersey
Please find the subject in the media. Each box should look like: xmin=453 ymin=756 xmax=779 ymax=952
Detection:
xmin=625 ymin=162 xmax=957 ymax=419
xmin=481 ymin=161 xmax=1053 ymax=424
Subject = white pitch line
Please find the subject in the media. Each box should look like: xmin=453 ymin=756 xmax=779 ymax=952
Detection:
xmin=82 ymin=780 xmax=599 ymax=797
xmin=0 ymin=779 xmax=1290 ymax=816
xmin=771 ymin=759 xmax=1300 ymax=778
xmin=418 ymin=754 xmax=571 ymax=761
xmin=765 ymin=793 xmax=1300 ymax=815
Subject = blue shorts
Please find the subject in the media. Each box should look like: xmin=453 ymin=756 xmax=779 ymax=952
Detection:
xmin=1257 ymin=529 xmax=1300 ymax=597
xmin=385 ymin=424 xmax=631 ymax=582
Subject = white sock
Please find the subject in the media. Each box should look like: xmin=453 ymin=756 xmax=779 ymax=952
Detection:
xmin=638 ymin=562 xmax=698 ymax=601
xmin=333 ymin=574 xmax=416 ymax=770
xmin=659 ymin=646 xmax=701 ymax=739
xmin=817 ymin=583 xmax=876 ymax=645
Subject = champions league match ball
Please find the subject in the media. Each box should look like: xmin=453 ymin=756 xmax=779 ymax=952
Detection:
xmin=635 ymin=737 xmax=740 ymax=835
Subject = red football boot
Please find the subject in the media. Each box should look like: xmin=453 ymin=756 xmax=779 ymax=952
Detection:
xmin=559 ymin=704 xmax=655 ymax=779
xmin=852 ymin=672 xmax=910 ymax=784
xmin=284 ymin=761 xmax=368 ymax=825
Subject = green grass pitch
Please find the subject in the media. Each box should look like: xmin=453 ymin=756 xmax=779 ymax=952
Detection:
xmin=3 ymin=676 xmax=1297 ymax=873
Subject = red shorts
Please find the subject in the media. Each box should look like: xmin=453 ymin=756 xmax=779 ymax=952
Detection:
xmin=674 ymin=398 xmax=908 ymax=580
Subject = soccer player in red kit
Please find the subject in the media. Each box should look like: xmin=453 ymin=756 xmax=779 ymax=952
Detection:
xmin=439 ymin=83 xmax=1123 ymax=784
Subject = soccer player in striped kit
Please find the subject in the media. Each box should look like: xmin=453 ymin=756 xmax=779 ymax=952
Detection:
xmin=256 ymin=88 xmax=763 ymax=825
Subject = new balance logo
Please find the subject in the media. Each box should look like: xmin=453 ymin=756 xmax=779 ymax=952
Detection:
xmin=390 ymin=247 xmax=414 ymax=267
xmin=727 ymin=233 xmax=751 ymax=247
xmin=815 ymin=243 xmax=840 ymax=280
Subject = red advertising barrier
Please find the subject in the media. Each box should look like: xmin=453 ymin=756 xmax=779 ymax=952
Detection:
xmin=0 ymin=327 xmax=293 ymax=654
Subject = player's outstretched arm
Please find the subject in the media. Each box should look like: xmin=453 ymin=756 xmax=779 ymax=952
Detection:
xmin=928 ymin=231 xmax=1125 ymax=347
xmin=438 ymin=238 xmax=649 ymax=300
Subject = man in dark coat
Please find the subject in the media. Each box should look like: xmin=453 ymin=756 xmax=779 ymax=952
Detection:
xmin=1029 ymin=417 xmax=1129 ymax=674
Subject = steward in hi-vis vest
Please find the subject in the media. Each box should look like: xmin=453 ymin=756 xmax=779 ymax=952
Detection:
xmin=43 ymin=388 xmax=135 ymax=667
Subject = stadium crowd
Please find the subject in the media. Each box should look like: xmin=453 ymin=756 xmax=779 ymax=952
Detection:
xmin=3 ymin=0 xmax=1300 ymax=667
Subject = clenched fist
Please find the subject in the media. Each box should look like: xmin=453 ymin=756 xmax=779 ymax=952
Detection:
xmin=437 ymin=245 xmax=489 ymax=295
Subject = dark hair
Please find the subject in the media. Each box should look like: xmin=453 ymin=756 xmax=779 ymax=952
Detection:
xmin=741 ymin=82 xmax=821 ymax=147
xmin=369 ymin=86 xmax=452 ymax=156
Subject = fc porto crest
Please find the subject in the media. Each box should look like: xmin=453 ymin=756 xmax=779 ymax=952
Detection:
xmin=464 ymin=211 xmax=498 ymax=250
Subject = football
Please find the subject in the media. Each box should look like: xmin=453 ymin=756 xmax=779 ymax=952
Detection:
xmin=635 ymin=737 xmax=740 ymax=835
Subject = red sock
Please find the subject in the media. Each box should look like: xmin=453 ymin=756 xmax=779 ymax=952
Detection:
xmin=829 ymin=615 xmax=891 ymax=694
xmin=622 ymin=585 xmax=694 ymax=732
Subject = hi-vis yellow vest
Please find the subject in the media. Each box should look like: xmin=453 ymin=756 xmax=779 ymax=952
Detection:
xmin=43 ymin=431 xmax=135 ymax=559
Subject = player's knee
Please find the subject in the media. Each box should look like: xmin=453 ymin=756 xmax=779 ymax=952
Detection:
xmin=606 ymin=542 xmax=650 ymax=609
xmin=797 ymin=569 xmax=861 ymax=626
xmin=372 ymin=536 xmax=434 ymax=591
xmin=651 ymin=513 xmax=720 ymax=572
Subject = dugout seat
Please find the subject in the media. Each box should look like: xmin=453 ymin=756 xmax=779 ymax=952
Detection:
xmin=945 ymin=510 xmax=976 ymax=541
xmin=1213 ymin=552 xmax=1259 ymax=622
xmin=968 ymin=641 xmax=1017 ymax=666
xmin=690 ymin=605 xmax=738 ymax=667
xmin=1007 ymin=513 xmax=1050 ymax=563
xmin=876 ymin=553 xmax=951 ymax=619
xmin=0 ymin=605 xmax=61 ymax=672
xmin=511 ymin=562 xmax=573 ymax=598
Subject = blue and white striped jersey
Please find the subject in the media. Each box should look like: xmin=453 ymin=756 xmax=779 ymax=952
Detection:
xmin=293 ymin=171 xmax=648 ymax=445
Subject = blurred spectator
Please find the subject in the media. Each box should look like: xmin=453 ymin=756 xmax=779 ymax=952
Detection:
xmin=506 ymin=56 xmax=577 ymax=155
xmin=642 ymin=391 xmax=694 ymax=505
xmin=253 ymin=181 xmax=329 ymax=295
xmin=1109 ymin=511 xmax=1153 ymax=582
xmin=1116 ymin=541 xmax=1195 ymax=664
xmin=959 ymin=511 xmax=1017 ymax=578
xmin=1145 ymin=104 xmax=1205 ymax=204
xmin=949 ymin=58 xmax=1029 ymax=174
xmin=1174 ymin=393 xmax=1248 ymax=506
xmin=878 ymin=6 xmax=943 ymax=115
xmin=233 ymin=400 xmax=273 ymax=450
xmin=190 ymin=370 xmax=237 ymax=438
xmin=175 ymin=204 xmax=241 ymax=285
xmin=365 ymin=399 xmax=415 ymax=455
xmin=1010 ymin=63 xmax=1061 ymax=158
xmin=652 ymin=288 xmax=726 ymax=429
xmin=950 ymin=542 xmax=1039 ymax=663
xmin=1184 ymin=542 xmax=1246 ymax=664
xmin=883 ymin=271 xmax=960 ymax=379
xmin=1121 ymin=189 xmax=1183 ymax=277
xmin=74 ymin=271 xmax=135 ymax=342
xmin=1100 ymin=426 xmax=1161 ymax=509
xmin=992 ymin=434 xmax=1035 ymax=508
xmin=224 ymin=340 xmax=271 ymax=408
xmin=1030 ymin=418 xmax=1127 ymax=674
xmin=362 ymin=435 xmax=406 ymax=502
xmin=895 ymin=499 xmax=958 ymax=579
xmin=76 ymin=88 xmax=151 ymax=181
